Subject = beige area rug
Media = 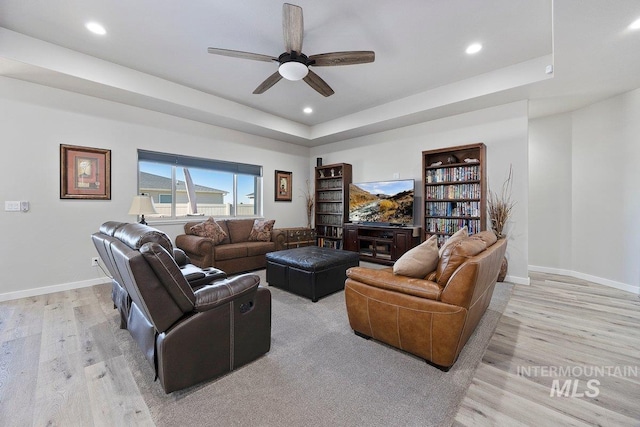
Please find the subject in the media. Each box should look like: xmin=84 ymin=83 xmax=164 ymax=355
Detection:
xmin=120 ymin=269 xmax=514 ymax=427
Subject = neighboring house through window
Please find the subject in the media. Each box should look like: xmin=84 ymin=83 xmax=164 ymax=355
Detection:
xmin=137 ymin=150 xmax=262 ymax=220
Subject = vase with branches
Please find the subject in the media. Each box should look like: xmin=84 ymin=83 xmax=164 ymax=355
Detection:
xmin=488 ymin=164 xmax=515 ymax=238
xmin=488 ymin=165 xmax=514 ymax=282
xmin=301 ymin=179 xmax=314 ymax=229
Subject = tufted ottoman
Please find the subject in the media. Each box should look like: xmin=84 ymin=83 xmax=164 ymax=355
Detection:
xmin=266 ymin=246 xmax=360 ymax=302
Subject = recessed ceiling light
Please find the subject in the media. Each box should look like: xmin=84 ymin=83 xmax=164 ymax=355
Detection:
xmin=303 ymin=107 xmax=313 ymax=114
xmin=85 ymin=22 xmax=106 ymax=35
xmin=465 ymin=43 xmax=482 ymax=54
xmin=629 ymin=18 xmax=640 ymax=30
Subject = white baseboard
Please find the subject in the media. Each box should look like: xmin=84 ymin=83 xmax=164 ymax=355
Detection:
xmin=528 ymin=265 xmax=640 ymax=295
xmin=0 ymin=277 xmax=110 ymax=303
xmin=504 ymin=274 xmax=530 ymax=286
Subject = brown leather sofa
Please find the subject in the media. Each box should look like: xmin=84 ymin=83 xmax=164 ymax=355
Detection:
xmin=344 ymin=231 xmax=506 ymax=370
xmin=92 ymin=222 xmax=271 ymax=393
xmin=176 ymin=218 xmax=288 ymax=274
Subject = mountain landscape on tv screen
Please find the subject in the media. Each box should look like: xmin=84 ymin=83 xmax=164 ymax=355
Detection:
xmin=349 ymin=182 xmax=414 ymax=224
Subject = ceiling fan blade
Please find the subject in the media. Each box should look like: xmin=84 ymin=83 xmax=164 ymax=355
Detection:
xmin=309 ymin=51 xmax=375 ymax=66
xmin=253 ymin=71 xmax=283 ymax=94
xmin=283 ymin=3 xmax=303 ymax=53
xmin=303 ymin=70 xmax=334 ymax=97
xmin=207 ymin=47 xmax=277 ymax=63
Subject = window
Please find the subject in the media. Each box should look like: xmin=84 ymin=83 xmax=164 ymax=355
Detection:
xmin=137 ymin=150 xmax=262 ymax=221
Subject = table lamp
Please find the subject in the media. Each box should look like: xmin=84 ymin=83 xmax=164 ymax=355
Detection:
xmin=128 ymin=194 xmax=158 ymax=225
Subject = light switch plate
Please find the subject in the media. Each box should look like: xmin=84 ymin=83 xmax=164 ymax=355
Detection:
xmin=5 ymin=201 xmax=20 ymax=212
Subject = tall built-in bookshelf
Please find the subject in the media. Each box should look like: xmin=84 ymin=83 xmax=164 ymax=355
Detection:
xmin=315 ymin=163 xmax=352 ymax=249
xmin=422 ymin=143 xmax=486 ymax=246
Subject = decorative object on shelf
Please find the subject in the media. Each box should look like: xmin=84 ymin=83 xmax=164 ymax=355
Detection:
xmin=488 ymin=164 xmax=514 ymax=282
xmin=319 ymin=169 xmax=325 ymax=178
xmin=302 ymin=179 xmax=314 ymax=229
xmin=430 ymin=161 xmax=443 ymax=167
xmin=128 ymin=194 xmax=158 ymax=224
xmin=331 ymin=168 xmax=335 ymax=177
xmin=60 ymin=144 xmax=111 ymax=200
xmin=464 ymin=158 xmax=479 ymax=163
xmin=446 ymin=154 xmax=458 ymax=164
xmin=316 ymin=157 xmax=323 ymax=167
xmin=275 ymin=170 xmax=292 ymax=201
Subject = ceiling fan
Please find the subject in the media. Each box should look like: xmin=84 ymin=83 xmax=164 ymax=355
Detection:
xmin=207 ymin=3 xmax=375 ymax=97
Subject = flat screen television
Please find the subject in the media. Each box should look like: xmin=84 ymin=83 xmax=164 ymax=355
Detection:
xmin=348 ymin=179 xmax=415 ymax=226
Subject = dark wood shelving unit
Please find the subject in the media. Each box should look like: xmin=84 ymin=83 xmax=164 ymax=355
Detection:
xmin=314 ymin=163 xmax=352 ymax=249
xmin=422 ymin=143 xmax=487 ymax=246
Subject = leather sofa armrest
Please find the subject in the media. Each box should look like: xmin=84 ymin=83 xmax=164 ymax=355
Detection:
xmin=193 ymin=273 xmax=260 ymax=311
xmin=346 ymin=266 xmax=442 ymax=300
xmin=175 ymin=234 xmax=216 ymax=258
xmin=271 ymin=229 xmax=286 ymax=251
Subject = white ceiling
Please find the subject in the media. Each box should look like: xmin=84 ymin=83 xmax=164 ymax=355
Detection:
xmin=1 ymin=0 xmax=640 ymax=146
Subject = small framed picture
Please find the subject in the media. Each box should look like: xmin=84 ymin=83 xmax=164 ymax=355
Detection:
xmin=60 ymin=144 xmax=111 ymax=199
xmin=275 ymin=170 xmax=292 ymax=202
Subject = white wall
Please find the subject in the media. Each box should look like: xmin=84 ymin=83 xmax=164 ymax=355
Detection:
xmin=312 ymin=101 xmax=530 ymax=284
xmin=571 ymin=89 xmax=640 ymax=292
xmin=528 ymin=88 xmax=640 ymax=294
xmin=0 ymin=77 xmax=310 ymax=299
xmin=528 ymin=113 xmax=573 ymax=269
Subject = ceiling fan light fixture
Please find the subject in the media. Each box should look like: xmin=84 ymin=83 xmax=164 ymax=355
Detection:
xmin=279 ymin=61 xmax=308 ymax=81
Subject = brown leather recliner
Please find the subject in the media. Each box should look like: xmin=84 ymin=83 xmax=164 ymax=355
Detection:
xmin=92 ymin=222 xmax=271 ymax=393
xmin=344 ymin=232 xmax=506 ymax=370
xmin=92 ymin=221 xmax=227 ymax=329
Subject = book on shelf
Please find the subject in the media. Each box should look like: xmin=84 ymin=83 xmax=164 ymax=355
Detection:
xmin=319 ymin=238 xmax=342 ymax=250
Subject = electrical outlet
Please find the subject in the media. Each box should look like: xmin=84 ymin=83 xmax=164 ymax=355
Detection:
xmin=91 ymin=257 xmax=99 ymax=267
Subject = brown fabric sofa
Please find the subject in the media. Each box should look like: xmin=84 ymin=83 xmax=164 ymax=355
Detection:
xmin=92 ymin=222 xmax=271 ymax=393
xmin=344 ymin=232 xmax=506 ymax=370
xmin=176 ymin=218 xmax=288 ymax=274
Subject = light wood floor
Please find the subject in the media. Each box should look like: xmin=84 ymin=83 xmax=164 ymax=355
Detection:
xmin=455 ymin=272 xmax=640 ymax=426
xmin=1 ymin=272 xmax=638 ymax=426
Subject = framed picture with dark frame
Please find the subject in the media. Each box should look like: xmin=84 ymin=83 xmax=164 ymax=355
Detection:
xmin=60 ymin=144 xmax=111 ymax=200
xmin=275 ymin=170 xmax=292 ymax=202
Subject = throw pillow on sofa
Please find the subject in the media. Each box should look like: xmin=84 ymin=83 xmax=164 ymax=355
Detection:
xmin=435 ymin=236 xmax=486 ymax=286
xmin=438 ymin=225 xmax=468 ymax=256
xmin=190 ymin=217 xmax=227 ymax=244
xmin=393 ymin=234 xmax=439 ymax=278
xmin=248 ymin=219 xmax=276 ymax=242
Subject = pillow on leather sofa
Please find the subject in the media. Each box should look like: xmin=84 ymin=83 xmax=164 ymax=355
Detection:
xmin=227 ymin=219 xmax=255 ymax=243
xmin=248 ymin=219 xmax=276 ymax=242
xmin=436 ymin=237 xmax=486 ymax=286
xmin=393 ymin=234 xmax=439 ymax=278
xmin=438 ymin=226 xmax=468 ymax=256
xmin=470 ymin=230 xmax=498 ymax=247
xmin=190 ymin=217 xmax=227 ymax=244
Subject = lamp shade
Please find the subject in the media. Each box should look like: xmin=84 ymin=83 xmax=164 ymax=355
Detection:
xmin=278 ymin=61 xmax=308 ymax=81
xmin=128 ymin=194 xmax=158 ymax=216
